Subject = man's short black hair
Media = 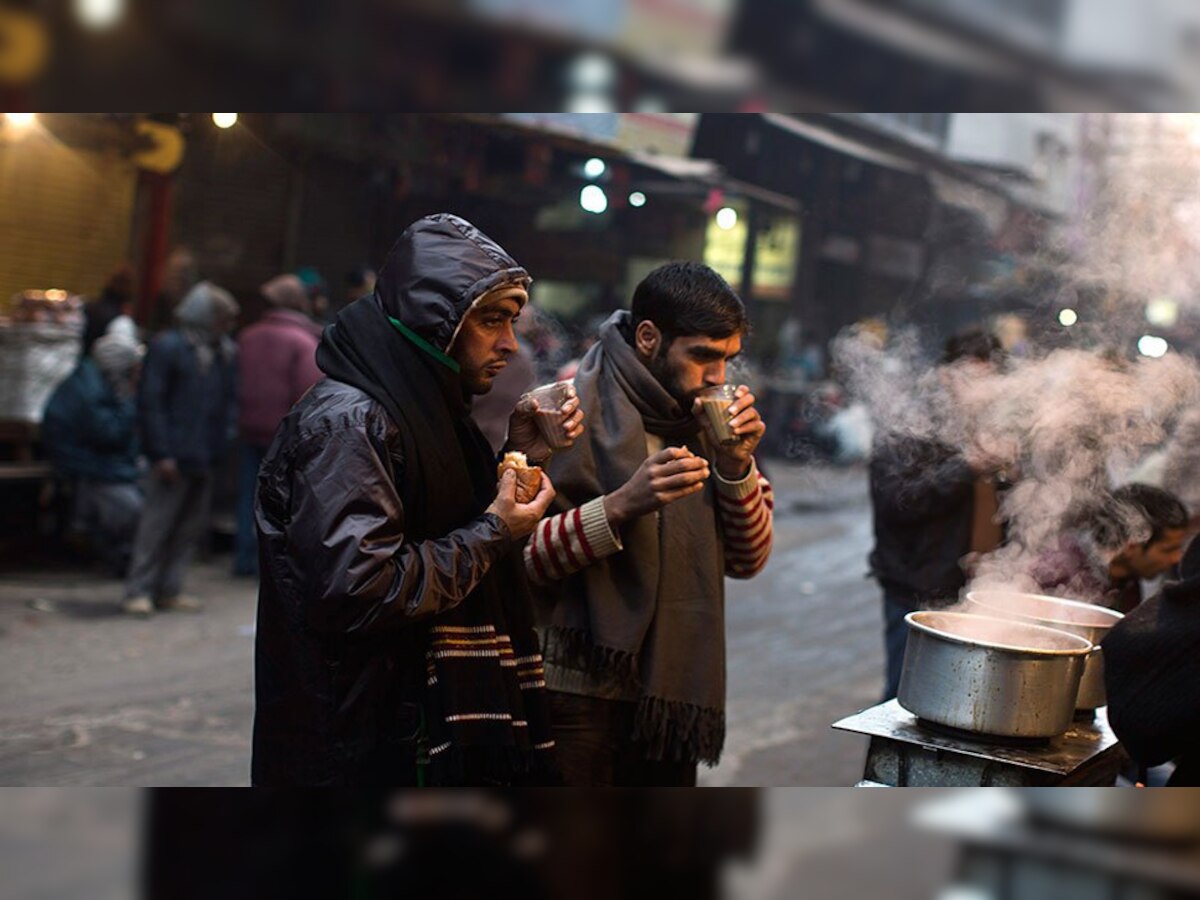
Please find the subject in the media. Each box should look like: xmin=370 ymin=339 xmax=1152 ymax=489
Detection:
xmin=942 ymin=329 xmax=1003 ymax=365
xmin=1092 ymin=483 xmax=1189 ymax=548
xmin=631 ymin=262 xmax=748 ymax=343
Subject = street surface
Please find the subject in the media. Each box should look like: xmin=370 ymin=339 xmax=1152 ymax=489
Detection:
xmin=0 ymin=462 xmax=883 ymax=786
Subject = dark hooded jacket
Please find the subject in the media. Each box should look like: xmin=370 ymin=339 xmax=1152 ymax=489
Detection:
xmin=1102 ymin=539 xmax=1200 ymax=785
xmin=251 ymin=214 xmax=553 ymax=786
xmin=868 ymin=435 xmax=978 ymax=602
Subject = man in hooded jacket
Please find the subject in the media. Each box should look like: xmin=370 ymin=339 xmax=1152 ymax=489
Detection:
xmin=252 ymin=214 xmax=583 ymax=786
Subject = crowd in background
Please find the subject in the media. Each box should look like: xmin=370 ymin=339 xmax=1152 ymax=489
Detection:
xmin=39 ymin=259 xmax=372 ymax=615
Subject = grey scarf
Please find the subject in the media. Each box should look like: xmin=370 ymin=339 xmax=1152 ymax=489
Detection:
xmin=539 ymin=310 xmax=727 ymax=764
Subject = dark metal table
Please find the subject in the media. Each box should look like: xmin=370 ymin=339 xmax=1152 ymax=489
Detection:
xmin=833 ymin=699 xmax=1127 ymax=786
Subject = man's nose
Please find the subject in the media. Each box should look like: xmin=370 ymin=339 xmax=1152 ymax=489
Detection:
xmin=496 ymin=323 xmax=519 ymax=355
xmin=705 ymin=361 xmax=726 ymax=386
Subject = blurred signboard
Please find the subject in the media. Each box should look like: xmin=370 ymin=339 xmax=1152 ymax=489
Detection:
xmin=704 ymin=203 xmax=748 ymax=289
xmin=503 ymin=113 xmax=698 ymax=158
xmin=620 ymin=0 xmax=736 ymax=57
xmin=752 ymin=214 xmax=800 ymax=300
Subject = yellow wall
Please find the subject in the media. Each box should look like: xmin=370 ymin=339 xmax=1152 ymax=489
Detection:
xmin=0 ymin=127 xmax=137 ymax=307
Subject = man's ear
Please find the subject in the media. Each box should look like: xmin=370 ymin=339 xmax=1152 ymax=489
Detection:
xmin=635 ymin=320 xmax=661 ymax=359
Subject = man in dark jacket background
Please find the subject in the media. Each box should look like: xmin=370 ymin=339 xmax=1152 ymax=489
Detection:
xmin=252 ymin=214 xmax=583 ymax=786
xmin=1104 ymin=537 xmax=1200 ymax=785
xmin=42 ymin=331 xmax=144 ymax=575
xmin=123 ymin=282 xmax=239 ymax=616
xmin=869 ymin=330 xmax=1008 ymax=699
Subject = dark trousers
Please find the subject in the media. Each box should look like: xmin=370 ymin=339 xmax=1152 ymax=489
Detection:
xmin=125 ymin=472 xmax=212 ymax=604
xmin=548 ymin=690 xmax=698 ymax=787
xmin=73 ymin=479 xmax=143 ymax=574
xmin=882 ymin=586 xmax=917 ymax=701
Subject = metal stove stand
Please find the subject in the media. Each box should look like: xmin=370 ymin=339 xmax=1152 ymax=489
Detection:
xmin=833 ymin=699 xmax=1127 ymax=786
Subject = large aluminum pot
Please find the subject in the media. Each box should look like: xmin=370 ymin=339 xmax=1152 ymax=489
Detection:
xmin=898 ymin=611 xmax=1092 ymax=739
xmin=966 ymin=591 xmax=1123 ymax=711
xmin=1025 ymin=788 xmax=1200 ymax=843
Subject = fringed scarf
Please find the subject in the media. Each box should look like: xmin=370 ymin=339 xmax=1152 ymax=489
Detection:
xmin=539 ymin=311 xmax=727 ymax=764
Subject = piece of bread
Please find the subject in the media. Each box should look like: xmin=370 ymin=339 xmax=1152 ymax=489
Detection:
xmin=497 ymin=451 xmax=543 ymax=504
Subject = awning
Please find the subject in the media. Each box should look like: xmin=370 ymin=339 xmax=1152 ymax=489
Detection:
xmin=761 ymin=113 xmax=921 ymax=174
xmin=628 ymin=150 xmax=801 ymax=212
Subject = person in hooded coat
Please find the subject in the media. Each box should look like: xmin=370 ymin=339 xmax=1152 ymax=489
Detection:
xmin=251 ymin=214 xmax=583 ymax=786
xmin=123 ymin=282 xmax=239 ymax=616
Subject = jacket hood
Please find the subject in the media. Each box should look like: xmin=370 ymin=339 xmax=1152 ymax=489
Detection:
xmin=373 ymin=213 xmax=530 ymax=353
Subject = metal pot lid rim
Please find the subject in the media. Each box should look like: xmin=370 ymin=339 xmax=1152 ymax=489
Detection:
xmin=966 ymin=590 xmax=1124 ymax=629
xmin=904 ymin=611 xmax=1093 ymax=657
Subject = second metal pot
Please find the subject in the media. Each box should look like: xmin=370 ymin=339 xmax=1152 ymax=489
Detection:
xmin=898 ymin=611 xmax=1092 ymax=739
xmin=966 ymin=591 xmax=1123 ymax=711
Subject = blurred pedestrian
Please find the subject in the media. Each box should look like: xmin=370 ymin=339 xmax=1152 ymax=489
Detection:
xmin=869 ymin=330 xmax=1008 ymax=700
xmin=295 ymin=266 xmax=330 ymax=323
xmin=527 ymin=262 xmax=773 ymax=786
xmin=148 ymin=247 xmax=199 ymax=333
xmin=253 ymin=214 xmax=581 ymax=786
xmin=123 ymin=282 xmax=239 ymax=617
xmin=42 ymin=332 xmax=144 ymax=575
xmin=232 ymin=275 xmax=323 ymax=576
xmin=81 ymin=263 xmax=137 ymax=356
xmin=328 ymin=265 xmax=376 ymax=323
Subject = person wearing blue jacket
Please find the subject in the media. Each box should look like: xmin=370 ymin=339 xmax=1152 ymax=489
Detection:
xmin=123 ymin=282 xmax=239 ymax=616
xmin=42 ymin=332 xmax=144 ymax=574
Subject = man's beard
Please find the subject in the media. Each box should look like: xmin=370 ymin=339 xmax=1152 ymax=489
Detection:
xmin=463 ymin=372 xmax=493 ymax=396
xmin=647 ymin=353 xmax=696 ymax=411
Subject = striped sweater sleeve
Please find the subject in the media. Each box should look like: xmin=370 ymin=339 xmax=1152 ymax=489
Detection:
xmin=715 ymin=461 xmax=774 ymax=579
xmin=524 ymin=497 xmax=624 ymax=586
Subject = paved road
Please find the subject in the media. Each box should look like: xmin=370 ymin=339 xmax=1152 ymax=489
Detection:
xmin=702 ymin=463 xmax=881 ymax=787
xmin=0 ymin=462 xmax=883 ymax=786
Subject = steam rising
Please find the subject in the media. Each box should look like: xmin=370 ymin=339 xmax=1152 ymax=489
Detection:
xmin=837 ymin=331 xmax=1200 ymax=603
